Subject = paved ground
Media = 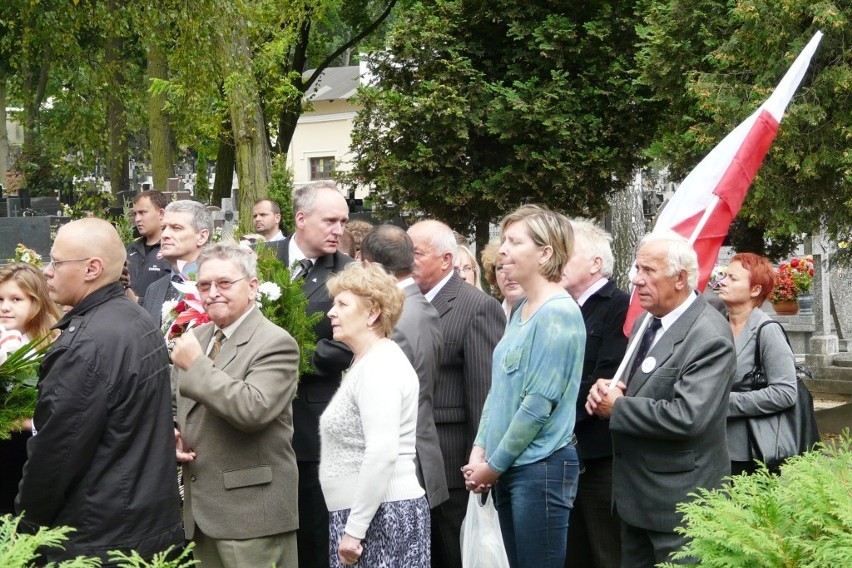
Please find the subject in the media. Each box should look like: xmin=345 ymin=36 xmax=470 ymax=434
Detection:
xmin=815 ymin=402 xmax=851 ymax=437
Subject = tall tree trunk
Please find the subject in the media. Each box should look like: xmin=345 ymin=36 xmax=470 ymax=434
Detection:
xmin=608 ymin=170 xmax=647 ymax=291
xmin=20 ymin=47 xmax=51 ymax=160
xmin=147 ymin=44 xmax=173 ymax=192
xmin=105 ymin=0 xmax=129 ymax=195
xmin=474 ymin=218 xmax=491 ymax=258
xmin=212 ymin=126 xmax=235 ymax=206
xmin=218 ymin=20 xmax=270 ymax=225
xmin=0 ymin=79 xmax=8 ymax=188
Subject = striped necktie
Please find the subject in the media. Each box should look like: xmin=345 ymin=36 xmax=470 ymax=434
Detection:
xmin=208 ymin=329 xmax=226 ymax=361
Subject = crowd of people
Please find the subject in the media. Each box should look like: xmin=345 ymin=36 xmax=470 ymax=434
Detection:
xmin=0 ymin=181 xmax=802 ymax=568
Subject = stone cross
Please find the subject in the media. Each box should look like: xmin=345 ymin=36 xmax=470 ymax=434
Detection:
xmin=805 ymin=233 xmax=839 ymax=368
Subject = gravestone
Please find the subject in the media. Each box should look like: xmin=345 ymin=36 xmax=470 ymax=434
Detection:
xmin=830 ymin=266 xmax=851 ymax=352
xmin=0 ymin=216 xmax=69 ymax=262
xmin=805 ymin=234 xmax=839 ymax=368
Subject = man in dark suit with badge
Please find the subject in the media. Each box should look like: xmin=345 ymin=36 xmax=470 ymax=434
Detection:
xmin=586 ymin=232 xmax=736 ymax=567
xmin=274 ymin=181 xmax=353 ymax=568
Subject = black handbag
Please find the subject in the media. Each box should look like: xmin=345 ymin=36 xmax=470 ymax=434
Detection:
xmin=745 ymin=321 xmax=820 ymax=469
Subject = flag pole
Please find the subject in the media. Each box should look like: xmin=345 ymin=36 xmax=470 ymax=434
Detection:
xmin=607 ymin=196 xmax=723 ymax=391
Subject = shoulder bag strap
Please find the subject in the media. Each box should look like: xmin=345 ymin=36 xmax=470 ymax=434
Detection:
xmin=752 ymin=319 xmax=792 ymax=371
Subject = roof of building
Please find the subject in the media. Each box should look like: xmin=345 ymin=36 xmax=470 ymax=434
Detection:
xmin=303 ymin=66 xmax=361 ymax=102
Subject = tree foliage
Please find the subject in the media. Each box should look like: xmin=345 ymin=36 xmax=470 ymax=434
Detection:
xmin=348 ymin=0 xmax=660 ymax=246
xmin=636 ymin=0 xmax=852 ymax=256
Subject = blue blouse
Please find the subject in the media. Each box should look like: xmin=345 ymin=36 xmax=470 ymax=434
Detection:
xmin=474 ymin=292 xmax=585 ymax=472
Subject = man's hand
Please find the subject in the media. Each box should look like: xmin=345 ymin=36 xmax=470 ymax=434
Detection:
xmin=338 ymin=533 xmax=363 ymax=565
xmin=585 ymin=378 xmax=626 ymax=419
xmin=172 ymin=332 xmax=203 ymax=370
xmin=175 ymin=428 xmax=196 ymax=463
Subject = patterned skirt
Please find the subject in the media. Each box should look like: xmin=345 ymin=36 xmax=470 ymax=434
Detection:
xmin=329 ymin=496 xmax=430 ymax=568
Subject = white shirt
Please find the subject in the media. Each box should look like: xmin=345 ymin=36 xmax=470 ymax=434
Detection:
xmin=205 ymin=305 xmax=256 ymax=355
xmin=576 ymin=277 xmax=609 ymax=307
xmin=288 ymin=238 xmax=317 ymax=281
xmin=423 ymin=270 xmax=454 ymax=302
xmin=651 ymin=290 xmax=698 ymax=349
xmin=397 ymin=276 xmax=415 ymax=289
xmin=267 ymin=231 xmax=285 ymax=242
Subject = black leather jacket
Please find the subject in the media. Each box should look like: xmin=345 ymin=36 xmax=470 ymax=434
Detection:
xmin=16 ymin=283 xmax=182 ymax=563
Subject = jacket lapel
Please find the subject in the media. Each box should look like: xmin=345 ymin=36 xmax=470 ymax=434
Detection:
xmin=627 ymin=295 xmax=707 ymax=396
xmin=430 ymin=273 xmax=461 ymax=318
xmin=211 ymin=308 xmax=262 ymax=370
xmin=183 ymin=309 xmax=263 ymax=416
xmin=734 ymin=308 xmax=762 ymax=356
xmin=302 ymin=254 xmax=333 ymax=299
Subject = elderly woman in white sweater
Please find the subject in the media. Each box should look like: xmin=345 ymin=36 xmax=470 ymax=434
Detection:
xmin=320 ymin=262 xmax=429 ymax=567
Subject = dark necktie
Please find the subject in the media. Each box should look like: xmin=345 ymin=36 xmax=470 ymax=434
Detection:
xmin=208 ymin=330 xmax=226 ymax=361
xmin=166 ymin=272 xmax=183 ymax=301
xmin=292 ymin=258 xmax=313 ymax=281
xmin=629 ymin=316 xmax=663 ymax=378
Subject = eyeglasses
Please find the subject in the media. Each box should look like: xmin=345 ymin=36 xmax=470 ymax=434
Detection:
xmin=455 ymin=265 xmax=475 ymax=274
xmin=47 ymin=257 xmax=90 ymax=270
xmin=196 ymin=278 xmax=245 ymax=293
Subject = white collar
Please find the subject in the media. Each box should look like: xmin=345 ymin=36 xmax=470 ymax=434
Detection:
xmin=397 ymin=276 xmax=416 ymax=289
xmin=576 ymin=277 xmax=609 ymax=307
xmin=206 ymin=306 xmax=255 ymax=354
xmin=651 ymin=291 xmax=698 ymax=348
xmin=288 ymin=237 xmax=316 ymax=267
xmin=424 ymin=270 xmax=455 ymax=302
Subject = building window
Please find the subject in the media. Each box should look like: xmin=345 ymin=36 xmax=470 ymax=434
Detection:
xmin=310 ymin=157 xmax=335 ymax=180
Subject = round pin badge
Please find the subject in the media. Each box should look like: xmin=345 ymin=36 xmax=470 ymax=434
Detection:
xmin=641 ymin=357 xmax=657 ymax=374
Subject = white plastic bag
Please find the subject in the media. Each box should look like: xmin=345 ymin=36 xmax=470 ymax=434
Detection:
xmin=460 ymin=491 xmax=510 ymax=568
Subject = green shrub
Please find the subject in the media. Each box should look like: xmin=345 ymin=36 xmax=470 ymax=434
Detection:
xmin=0 ymin=514 xmax=197 ymax=567
xmin=663 ymin=432 xmax=852 ymax=567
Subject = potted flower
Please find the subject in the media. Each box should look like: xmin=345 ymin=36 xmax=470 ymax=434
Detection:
xmin=769 ymin=256 xmax=815 ymax=315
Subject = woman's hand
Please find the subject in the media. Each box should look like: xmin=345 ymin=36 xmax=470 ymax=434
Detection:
xmin=464 ymin=461 xmax=500 ymax=493
xmin=462 ymin=445 xmax=493 ymax=493
xmin=338 ymin=533 xmax=363 ymax=565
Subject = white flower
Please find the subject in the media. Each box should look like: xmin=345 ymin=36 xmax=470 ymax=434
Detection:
xmin=21 ymin=252 xmax=31 ymax=263
xmin=258 ymin=282 xmax=282 ymax=302
xmin=161 ymin=300 xmax=178 ymax=319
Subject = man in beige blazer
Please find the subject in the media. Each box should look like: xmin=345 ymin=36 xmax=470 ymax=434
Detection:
xmin=172 ymin=244 xmax=300 ymax=568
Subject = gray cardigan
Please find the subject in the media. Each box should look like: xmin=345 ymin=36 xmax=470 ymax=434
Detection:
xmin=726 ymin=308 xmax=797 ymax=461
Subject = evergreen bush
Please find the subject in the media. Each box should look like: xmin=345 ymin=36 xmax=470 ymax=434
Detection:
xmin=663 ymin=432 xmax=852 ymax=567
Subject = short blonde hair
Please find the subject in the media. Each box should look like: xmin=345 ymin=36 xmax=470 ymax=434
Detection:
xmin=499 ymin=204 xmax=573 ymax=282
xmin=480 ymin=238 xmax=503 ymax=301
xmin=327 ymin=262 xmax=405 ymax=337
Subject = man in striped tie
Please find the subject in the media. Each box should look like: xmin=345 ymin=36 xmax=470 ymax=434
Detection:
xmin=171 ymin=244 xmax=300 ymax=568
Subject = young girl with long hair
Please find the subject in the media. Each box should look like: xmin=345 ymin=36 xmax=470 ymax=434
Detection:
xmin=0 ymin=263 xmax=62 ymax=514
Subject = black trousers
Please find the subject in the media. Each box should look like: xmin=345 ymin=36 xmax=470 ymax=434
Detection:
xmin=430 ymin=487 xmax=467 ymax=568
xmin=297 ymin=461 xmax=328 ymax=568
xmin=565 ymin=457 xmax=621 ymax=568
xmin=620 ymin=522 xmax=690 ymax=568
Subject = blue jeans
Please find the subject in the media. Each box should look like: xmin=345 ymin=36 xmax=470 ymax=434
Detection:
xmin=494 ymin=444 xmax=580 ymax=568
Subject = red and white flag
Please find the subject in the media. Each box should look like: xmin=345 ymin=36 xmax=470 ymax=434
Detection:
xmin=621 ymin=31 xmax=824 ymax=337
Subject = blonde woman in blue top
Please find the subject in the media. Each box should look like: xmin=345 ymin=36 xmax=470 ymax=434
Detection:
xmin=463 ymin=205 xmax=585 ymax=568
